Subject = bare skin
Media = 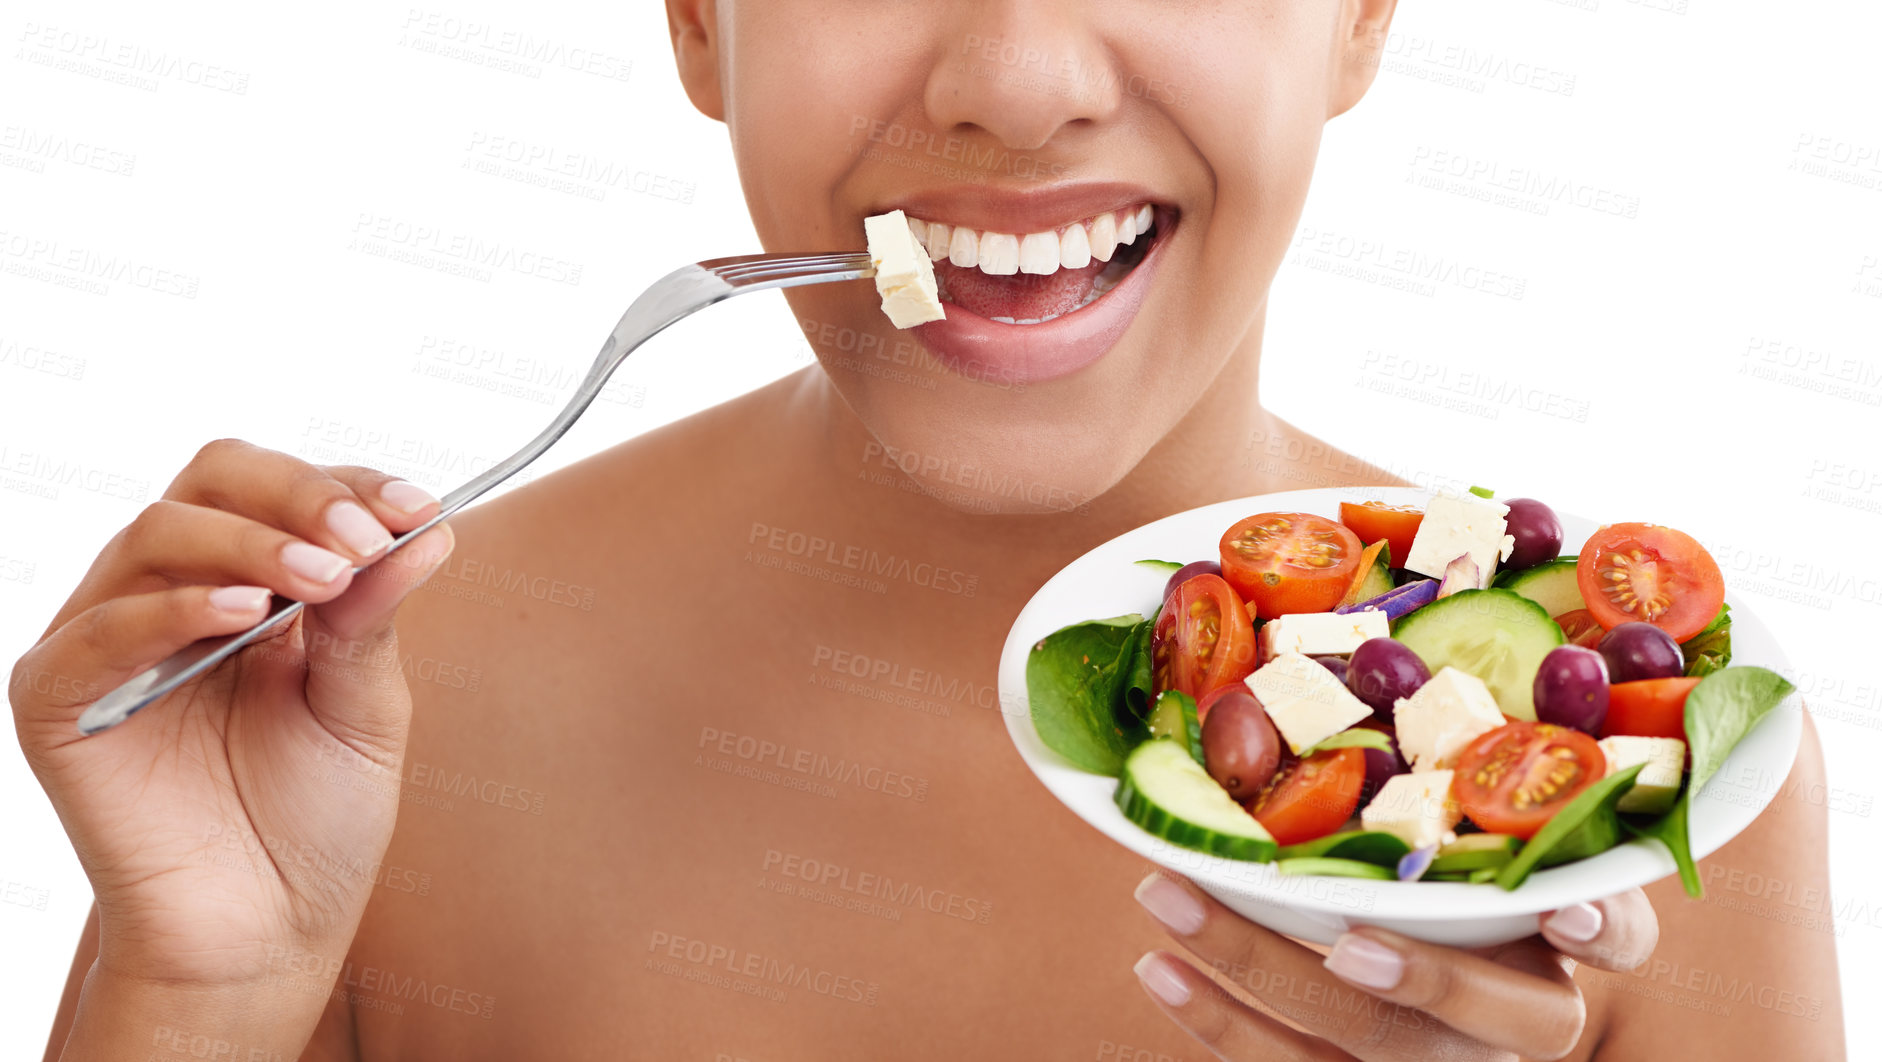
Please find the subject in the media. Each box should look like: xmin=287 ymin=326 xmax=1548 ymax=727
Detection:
xmin=23 ymin=0 xmax=1844 ymax=1057
xmin=38 ymin=360 xmax=1844 ymax=1060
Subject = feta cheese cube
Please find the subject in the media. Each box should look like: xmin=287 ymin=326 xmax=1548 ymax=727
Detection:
xmin=1393 ymin=667 xmax=1507 ymax=772
xmin=1403 ymin=494 xmax=1516 ymax=590
xmin=1598 ymin=735 xmax=1686 ymax=815
xmin=863 ymin=211 xmax=946 ymax=328
xmin=1259 ymin=611 xmax=1391 ymax=663
xmin=1361 ymin=770 xmax=1462 ymax=850
xmin=1244 ymin=652 xmax=1374 ymax=755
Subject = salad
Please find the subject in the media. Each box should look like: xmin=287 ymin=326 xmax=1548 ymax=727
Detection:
xmin=1025 ymin=489 xmax=1793 ymax=893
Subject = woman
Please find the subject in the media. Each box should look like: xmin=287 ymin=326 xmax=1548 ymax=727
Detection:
xmin=17 ymin=1 xmax=1844 ymax=1058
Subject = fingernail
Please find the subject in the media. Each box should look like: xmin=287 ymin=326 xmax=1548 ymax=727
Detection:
xmin=1324 ymin=934 xmax=1404 ymax=990
xmin=1546 ymin=903 xmax=1603 ymax=943
xmin=1134 ymin=953 xmax=1191 ymax=1007
xmin=327 ymin=501 xmax=393 ymax=557
xmin=210 ymin=586 xmax=270 ymax=613
xmin=1135 ymin=874 xmax=1205 ymax=936
xmin=380 ymin=479 xmax=439 ymax=515
xmin=282 ymin=541 xmax=351 ymax=583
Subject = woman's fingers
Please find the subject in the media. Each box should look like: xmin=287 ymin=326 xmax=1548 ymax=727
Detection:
xmin=1133 ymin=951 xmax=1357 ymax=1062
xmin=10 ymin=584 xmax=274 ymax=747
xmin=1135 ymin=873 xmax=1486 ymax=1058
xmin=164 ymin=440 xmax=438 ymax=553
xmin=108 ymin=500 xmax=361 ymax=602
xmin=1539 ymin=889 xmax=1659 ymax=971
xmin=1321 ymin=928 xmax=1585 ymax=1060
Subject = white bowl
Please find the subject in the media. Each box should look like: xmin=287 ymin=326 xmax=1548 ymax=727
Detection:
xmin=998 ymin=487 xmax=1802 ymax=948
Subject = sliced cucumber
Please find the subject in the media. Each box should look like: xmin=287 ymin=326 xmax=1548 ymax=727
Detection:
xmin=1275 ymin=857 xmax=1395 ymax=880
xmin=1493 ymin=558 xmax=1584 ymax=618
xmin=1429 ymin=833 xmax=1522 ymax=874
xmin=1147 ymin=690 xmax=1205 ymax=766
xmin=1392 ymin=589 xmax=1564 ymax=721
xmin=1114 ymin=740 xmax=1277 ymax=862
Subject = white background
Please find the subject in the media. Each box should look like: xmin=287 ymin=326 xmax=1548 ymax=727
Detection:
xmin=4 ymin=0 xmax=1879 ymax=1055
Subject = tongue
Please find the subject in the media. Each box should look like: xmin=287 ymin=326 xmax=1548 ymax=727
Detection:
xmin=934 ymin=259 xmax=1106 ymax=321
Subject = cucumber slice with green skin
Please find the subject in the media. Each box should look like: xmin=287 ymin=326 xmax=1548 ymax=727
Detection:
xmin=1114 ymin=740 xmax=1277 ymax=862
xmin=1392 ymin=589 xmax=1565 ymax=721
xmin=1147 ymin=690 xmax=1205 ymax=766
xmin=1275 ymin=857 xmax=1395 ymax=880
xmin=1492 ymin=558 xmax=1584 ymax=618
xmin=1275 ymin=830 xmax=1411 ymax=867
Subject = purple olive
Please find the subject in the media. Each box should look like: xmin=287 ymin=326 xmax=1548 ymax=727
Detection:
xmin=1598 ymin=622 xmax=1686 ymax=683
xmin=1200 ymin=687 xmax=1281 ymax=801
xmin=1501 ymin=498 xmax=1564 ymax=572
xmin=1345 ymin=638 xmax=1431 ymax=720
xmin=1361 ymin=730 xmax=1408 ymax=802
xmin=1311 ymin=655 xmax=1350 ymax=684
xmin=1533 ymin=645 xmax=1610 ymax=735
xmin=1164 ymin=560 xmax=1222 ymax=605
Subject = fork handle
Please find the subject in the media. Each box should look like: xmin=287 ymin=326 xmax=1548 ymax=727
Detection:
xmin=73 ymin=337 xmax=627 ymax=736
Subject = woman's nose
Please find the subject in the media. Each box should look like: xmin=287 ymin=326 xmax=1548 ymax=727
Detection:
xmin=921 ymin=4 xmax=1124 ymax=152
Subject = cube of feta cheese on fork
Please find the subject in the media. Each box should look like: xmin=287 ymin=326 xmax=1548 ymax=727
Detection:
xmin=863 ymin=210 xmax=946 ymax=328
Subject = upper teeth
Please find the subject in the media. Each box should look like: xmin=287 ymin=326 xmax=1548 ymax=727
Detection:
xmin=905 ymin=204 xmax=1155 ymax=278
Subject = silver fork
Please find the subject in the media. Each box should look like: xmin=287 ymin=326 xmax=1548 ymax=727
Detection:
xmin=76 ymin=251 xmax=876 ymax=736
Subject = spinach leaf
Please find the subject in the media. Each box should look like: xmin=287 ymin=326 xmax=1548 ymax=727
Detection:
xmin=1623 ymin=796 xmax=1699 ymax=896
xmin=1495 ymin=764 xmax=1644 ymax=890
xmin=1302 ymin=728 xmax=1395 ymax=756
xmin=1027 ymin=614 xmax=1152 ymax=775
xmin=1680 ymin=603 xmax=1732 ymax=678
xmin=1686 ymin=665 xmax=1795 ymax=794
xmin=1619 ymin=665 xmax=1794 ymax=898
xmin=1121 ymin=608 xmax=1160 ymax=720
xmin=1275 ymin=830 xmax=1411 ymax=867
xmin=1135 ymin=559 xmax=1185 ymax=573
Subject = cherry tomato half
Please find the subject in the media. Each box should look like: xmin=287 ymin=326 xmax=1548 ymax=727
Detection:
xmin=1600 ymin=677 xmax=1702 ymax=743
xmin=1576 ymin=523 xmax=1725 ymax=643
xmin=1453 ymin=722 xmax=1607 ymax=840
xmin=1246 ymin=747 xmax=1366 ymax=846
xmin=1554 ymin=609 xmax=1606 ymax=649
xmin=1152 ymin=574 xmax=1258 ymax=701
xmin=1220 ymin=512 xmax=1364 ymax=616
xmin=1338 ymin=501 xmax=1424 ymax=569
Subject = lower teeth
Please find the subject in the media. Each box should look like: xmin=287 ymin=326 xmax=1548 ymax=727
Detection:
xmin=972 ymin=244 xmax=1141 ymax=326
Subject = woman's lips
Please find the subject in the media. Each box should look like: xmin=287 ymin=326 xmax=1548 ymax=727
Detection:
xmin=908 ymin=211 xmax=1173 ymax=386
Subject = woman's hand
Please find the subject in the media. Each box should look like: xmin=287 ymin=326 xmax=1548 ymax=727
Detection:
xmin=1131 ymin=872 xmax=1658 ymax=1061
xmin=10 ymin=440 xmax=454 ymax=1041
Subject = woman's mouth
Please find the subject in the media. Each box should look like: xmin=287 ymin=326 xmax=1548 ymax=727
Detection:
xmin=908 ymin=204 xmax=1159 ymax=324
xmin=882 ymin=199 xmax=1174 ymax=386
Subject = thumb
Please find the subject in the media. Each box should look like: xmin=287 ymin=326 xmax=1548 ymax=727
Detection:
xmin=297 ymin=522 xmax=455 ymax=744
